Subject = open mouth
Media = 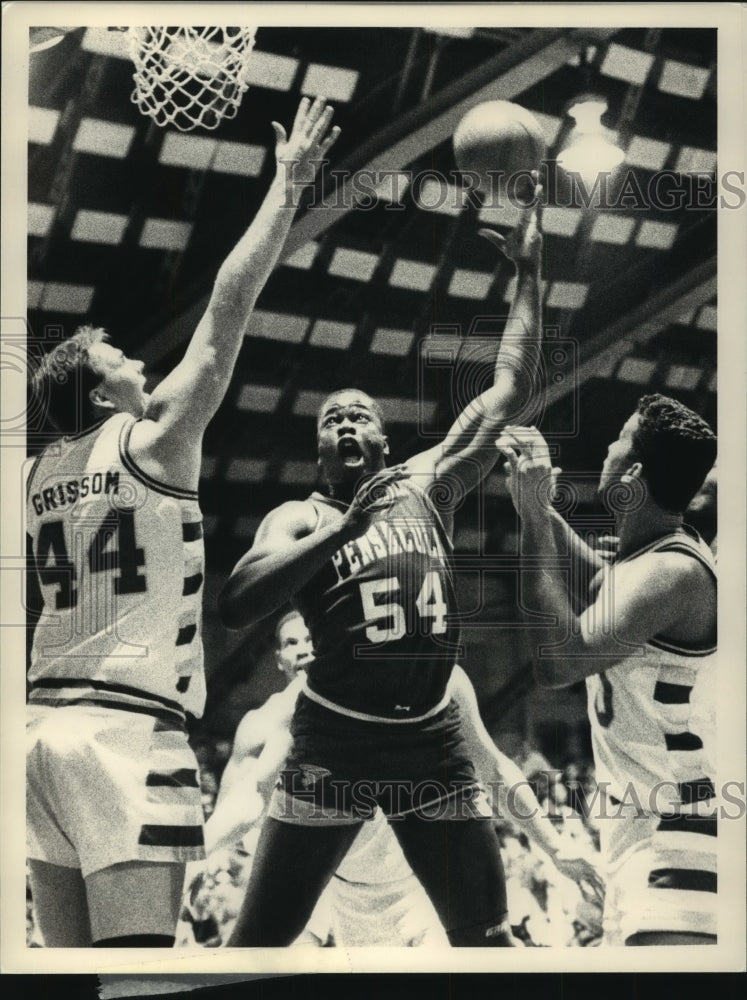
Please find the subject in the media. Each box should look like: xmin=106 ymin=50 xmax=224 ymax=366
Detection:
xmin=337 ymin=436 xmax=364 ymax=464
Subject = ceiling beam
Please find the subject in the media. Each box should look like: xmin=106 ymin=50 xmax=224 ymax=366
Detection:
xmin=544 ymin=256 xmax=717 ymax=405
xmin=141 ymin=26 xmax=620 ymax=367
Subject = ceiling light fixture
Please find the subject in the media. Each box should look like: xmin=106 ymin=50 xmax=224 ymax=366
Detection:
xmin=557 ymin=95 xmax=625 ymax=185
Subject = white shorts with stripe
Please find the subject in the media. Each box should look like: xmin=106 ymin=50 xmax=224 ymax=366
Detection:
xmin=599 ymin=806 xmax=717 ymax=945
xmin=27 ymin=704 xmax=205 ymax=878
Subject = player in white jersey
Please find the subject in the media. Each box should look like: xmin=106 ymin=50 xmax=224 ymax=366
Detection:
xmin=200 ymin=614 xmax=602 ymax=947
xmin=25 ymin=97 xmax=340 ymax=948
xmin=496 ymin=394 xmax=717 ymax=945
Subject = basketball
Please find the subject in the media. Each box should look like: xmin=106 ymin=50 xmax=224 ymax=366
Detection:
xmin=453 ymin=100 xmax=546 ymax=204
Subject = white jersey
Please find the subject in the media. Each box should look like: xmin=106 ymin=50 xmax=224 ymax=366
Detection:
xmin=586 ymin=527 xmax=716 ymax=817
xmin=585 ymin=528 xmax=718 ymax=943
xmin=26 ymin=413 xmax=206 ymax=722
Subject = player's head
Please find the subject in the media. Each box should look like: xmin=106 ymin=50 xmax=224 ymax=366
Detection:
xmin=601 ymin=394 xmax=716 ymax=514
xmin=31 ymin=325 xmax=149 ymax=434
xmin=316 ymin=389 xmax=389 ymax=487
xmin=274 ymin=609 xmax=313 ymax=680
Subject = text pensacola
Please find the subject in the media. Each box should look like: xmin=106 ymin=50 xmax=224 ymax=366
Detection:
xmin=280 ymin=162 xmax=745 ymax=212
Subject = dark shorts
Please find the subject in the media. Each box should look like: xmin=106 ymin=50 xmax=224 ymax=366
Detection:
xmin=268 ymin=693 xmax=491 ymax=826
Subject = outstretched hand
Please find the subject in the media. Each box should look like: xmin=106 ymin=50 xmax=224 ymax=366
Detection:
xmin=495 ymin=425 xmax=556 ymax=514
xmin=551 ymin=847 xmax=606 ymax=907
xmin=478 ymin=172 xmax=543 ymax=271
xmin=273 ymin=96 xmax=341 ymax=188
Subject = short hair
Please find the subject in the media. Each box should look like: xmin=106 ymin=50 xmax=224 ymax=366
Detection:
xmin=30 ymin=325 xmax=109 ymax=434
xmin=630 ymin=394 xmax=717 ymax=513
xmin=316 ymin=389 xmax=386 ymax=433
xmin=275 ymin=609 xmax=304 ymax=646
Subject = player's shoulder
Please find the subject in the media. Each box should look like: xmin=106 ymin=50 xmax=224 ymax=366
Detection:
xmin=258 ymin=498 xmax=321 ymax=540
xmin=620 ymin=545 xmax=713 ymax=597
xmin=262 ymin=676 xmax=304 ymax=715
xmin=275 ymin=675 xmax=305 ymax=718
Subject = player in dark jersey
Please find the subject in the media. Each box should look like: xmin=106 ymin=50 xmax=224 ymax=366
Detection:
xmin=219 ymin=182 xmax=545 ymax=946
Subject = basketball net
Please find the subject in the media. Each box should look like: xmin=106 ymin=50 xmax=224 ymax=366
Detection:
xmin=127 ymin=27 xmax=257 ymax=132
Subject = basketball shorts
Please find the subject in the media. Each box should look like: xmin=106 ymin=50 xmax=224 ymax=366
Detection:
xmin=27 ymin=704 xmax=205 ymax=878
xmin=599 ymin=804 xmax=718 ymax=945
xmin=268 ymin=693 xmax=491 ymax=826
xmin=327 ymin=873 xmax=449 ymax=947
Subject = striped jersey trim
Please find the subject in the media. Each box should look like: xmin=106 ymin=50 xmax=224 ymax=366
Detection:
xmin=648 ymin=867 xmax=717 ymax=893
xmin=654 ymin=681 xmax=692 ymax=704
xmin=176 ymin=624 xmax=197 ymax=646
xmin=25 ymin=453 xmax=45 ymax=503
xmin=665 ymin=732 xmax=704 ymax=752
xmin=28 ymin=695 xmax=186 ymax=729
xmin=138 ymin=824 xmax=204 ymax=847
xmin=649 ymin=636 xmax=716 ymax=657
xmin=29 ymin=678 xmax=186 ymax=721
xmin=62 ymin=416 xmax=110 ymax=443
xmin=656 ymin=814 xmax=717 ymax=837
xmin=146 ymin=768 xmax=199 ymax=788
xmin=183 ymin=572 xmax=204 ymax=596
xmin=182 ymin=520 xmax=203 ymax=542
xmin=302 ymin=682 xmax=451 ymax=724
xmin=678 ymin=778 xmax=716 ymax=805
xmin=119 ymin=419 xmax=199 ymax=500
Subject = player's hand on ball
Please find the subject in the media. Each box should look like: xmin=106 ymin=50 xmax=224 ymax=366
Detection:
xmin=478 ymin=174 xmax=543 ymax=271
xmin=273 ymin=96 xmax=341 ymax=189
xmin=342 ymin=465 xmax=409 ymax=538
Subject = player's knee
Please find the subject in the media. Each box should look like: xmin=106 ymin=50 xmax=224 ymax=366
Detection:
xmin=447 ymin=914 xmax=518 ymax=947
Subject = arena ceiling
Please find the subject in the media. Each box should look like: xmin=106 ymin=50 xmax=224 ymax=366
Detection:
xmin=27 ymin=24 xmax=718 ymax=574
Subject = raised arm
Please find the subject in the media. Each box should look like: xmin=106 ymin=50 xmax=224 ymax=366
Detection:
xmin=134 ymin=99 xmax=339 ymax=476
xmin=407 ymin=182 xmax=544 ymax=501
xmin=219 ymin=467 xmax=409 ymax=628
xmin=449 ymin=665 xmax=604 ymax=902
xmin=496 ymin=427 xmax=709 ymax=688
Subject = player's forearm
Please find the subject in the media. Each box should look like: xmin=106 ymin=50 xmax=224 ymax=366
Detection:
xmin=208 ymin=170 xmax=297 ymax=321
xmin=219 ymin=521 xmax=352 ymax=628
xmin=447 ymin=263 xmax=542 ymax=453
xmin=473 ymin=741 xmax=558 ymax=855
xmin=518 ymin=504 xmax=581 ymax=680
xmin=494 ymin=763 xmax=562 ymax=859
xmin=490 ymin=261 xmax=543 ymax=414
xmin=204 ymin=802 xmax=253 ymax=856
xmin=252 ymin=731 xmax=292 ymax=786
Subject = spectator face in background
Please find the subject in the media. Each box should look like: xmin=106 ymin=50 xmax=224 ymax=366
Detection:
xmin=275 ymin=611 xmax=314 ymax=680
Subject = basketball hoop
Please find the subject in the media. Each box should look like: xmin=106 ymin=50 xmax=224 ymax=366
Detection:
xmin=127 ymin=27 xmax=257 ymax=132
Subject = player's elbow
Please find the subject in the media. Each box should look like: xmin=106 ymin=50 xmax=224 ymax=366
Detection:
xmin=489 ymin=372 xmax=530 ymax=419
xmin=218 ymin=571 xmax=264 ymax=630
xmin=534 ymin=659 xmax=569 ymax=690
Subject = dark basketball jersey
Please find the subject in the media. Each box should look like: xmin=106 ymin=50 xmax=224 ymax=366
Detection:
xmin=294 ymin=479 xmax=461 ymax=720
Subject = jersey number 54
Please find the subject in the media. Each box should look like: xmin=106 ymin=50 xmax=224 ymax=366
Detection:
xmin=359 ymin=571 xmax=447 ymax=642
